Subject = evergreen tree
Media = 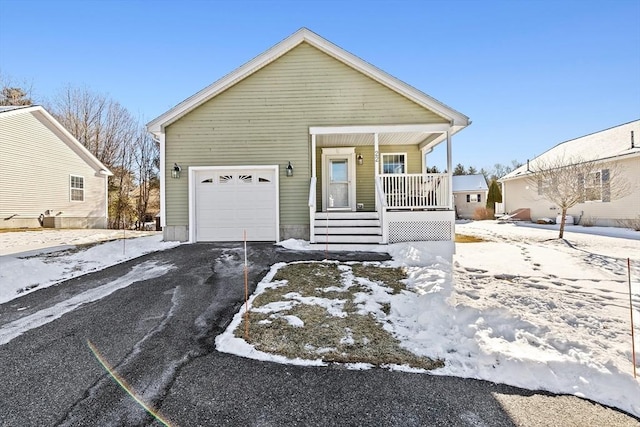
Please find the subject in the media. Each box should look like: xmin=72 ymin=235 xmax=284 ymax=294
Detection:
xmin=486 ymin=179 xmax=502 ymax=210
xmin=426 ymin=166 xmax=440 ymax=173
xmin=453 ymin=163 xmax=466 ymax=175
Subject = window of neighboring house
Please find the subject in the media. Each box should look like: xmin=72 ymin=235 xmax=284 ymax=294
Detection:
xmin=467 ymin=194 xmax=480 ymax=203
xmin=538 ymin=178 xmax=551 ymax=195
xmin=70 ymin=175 xmax=84 ymax=201
xmin=381 ymin=153 xmax=406 ymax=174
xmin=585 ymin=170 xmax=603 ymax=202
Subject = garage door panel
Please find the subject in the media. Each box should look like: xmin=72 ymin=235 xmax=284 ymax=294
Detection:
xmin=194 ymin=167 xmax=278 ymax=242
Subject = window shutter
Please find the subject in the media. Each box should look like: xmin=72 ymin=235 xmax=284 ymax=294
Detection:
xmin=602 ymin=169 xmax=610 ymax=202
xmin=478 ymin=194 xmax=481 ymax=203
xmin=578 ymin=174 xmax=585 ymax=203
xmin=466 ymin=194 xmax=470 ymax=203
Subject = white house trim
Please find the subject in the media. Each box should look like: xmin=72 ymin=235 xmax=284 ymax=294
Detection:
xmin=147 ymin=28 xmax=470 ymax=135
xmin=309 ymin=123 xmax=452 ymax=135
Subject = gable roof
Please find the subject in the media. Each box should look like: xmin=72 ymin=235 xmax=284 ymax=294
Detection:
xmin=500 ymin=119 xmax=640 ymax=181
xmin=452 ymin=174 xmax=488 ymax=192
xmin=147 ymin=28 xmax=470 ymax=135
xmin=0 ymin=105 xmax=113 ymax=176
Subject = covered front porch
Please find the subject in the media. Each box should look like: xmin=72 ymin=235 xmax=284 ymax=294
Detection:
xmin=308 ymin=124 xmax=457 ymax=244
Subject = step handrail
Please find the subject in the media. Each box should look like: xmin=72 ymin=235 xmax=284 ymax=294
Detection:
xmin=375 ymin=177 xmax=388 ymax=244
xmin=309 ymin=177 xmax=317 ymax=243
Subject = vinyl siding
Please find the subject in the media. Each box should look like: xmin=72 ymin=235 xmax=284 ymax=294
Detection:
xmin=503 ymin=155 xmax=640 ymax=224
xmin=0 ymin=110 xmax=107 ymax=224
xmin=165 ymin=42 xmax=447 ymax=227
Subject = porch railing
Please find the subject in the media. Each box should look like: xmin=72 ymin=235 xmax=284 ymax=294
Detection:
xmin=308 ymin=177 xmax=317 ymax=243
xmin=378 ymin=173 xmax=451 ymax=210
xmin=374 ymin=177 xmax=388 ymax=244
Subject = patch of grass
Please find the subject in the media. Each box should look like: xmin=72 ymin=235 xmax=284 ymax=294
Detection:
xmin=455 ymin=234 xmax=486 ymax=243
xmin=351 ymin=264 xmax=406 ymax=294
xmin=237 ymin=262 xmax=444 ymax=371
xmin=0 ymin=228 xmax=52 ymax=233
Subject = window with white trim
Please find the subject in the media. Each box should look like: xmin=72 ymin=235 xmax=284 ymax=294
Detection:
xmin=466 ymin=194 xmax=481 ymax=203
xmin=70 ymin=175 xmax=84 ymax=201
xmin=381 ymin=153 xmax=406 ymax=174
xmin=585 ymin=171 xmax=602 ymax=202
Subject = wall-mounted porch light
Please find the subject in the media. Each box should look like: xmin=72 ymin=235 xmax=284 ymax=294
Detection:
xmin=286 ymin=161 xmax=294 ymax=177
xmin=171 ymin=163 xmax=182 ymax=179
xmin=357 ymin=153 xmax=363 ymax=165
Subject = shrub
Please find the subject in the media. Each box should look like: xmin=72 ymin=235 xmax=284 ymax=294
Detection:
xmin=580 ymin=216 xmax=598 ymax=227
xmin=616 ymin=217 xmax=640 ymax=231
xmin=473 ymin=206 xmax=494 ymax=220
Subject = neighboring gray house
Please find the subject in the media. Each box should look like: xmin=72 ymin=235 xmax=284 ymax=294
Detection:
xmin=147 ymin=28 xmax=470 ymax=248
xmin=499 ymin=120 xmax=640 ymax=226
xmin=453 ymin=174 xmax=489 ymax=219
xmin=0 ymin=105 xmax=112 ymax=229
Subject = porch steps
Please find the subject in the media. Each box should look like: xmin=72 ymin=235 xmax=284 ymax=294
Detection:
xmin=313 ymin=212 xmax=382 ymax=244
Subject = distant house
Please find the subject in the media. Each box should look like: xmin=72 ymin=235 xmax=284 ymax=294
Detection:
xmin=453 ymin=174 xmax=489 ymax=219
xmin=147 ymin=28 xmax=470 ymax=245
xmin=499 ymin=120 xmax=640 ymax=226
xmin=0 ymin=105 xmax=112 ymax=229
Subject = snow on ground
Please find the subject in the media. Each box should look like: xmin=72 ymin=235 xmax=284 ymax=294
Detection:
xmin=0 ymin=230 xmax=180 ymax=304
xmin=0 ymin=260 xmax=174 ymax=345
xmin=1 ymin=224 xmax=639 ymax=416
xmin=218 ymin=221 xmax=640 ymax=417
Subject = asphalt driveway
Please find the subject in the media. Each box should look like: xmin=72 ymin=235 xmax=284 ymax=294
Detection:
xmin=0 ymin=243 xmax=636 ymax=426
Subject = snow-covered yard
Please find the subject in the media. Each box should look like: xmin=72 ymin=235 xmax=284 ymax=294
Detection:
xmin=0 ymin=223 xmax=638 ymax=416
xmin=0 ymin=229 xmax=179 ymax=304
xmin=218 ymin=222 xmax=640 ymax=417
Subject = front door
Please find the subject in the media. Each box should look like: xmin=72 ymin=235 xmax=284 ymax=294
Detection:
xmin=328 ymin=158 xmax=350 ymax=209
xmin=322 ymin=147 xmax=356 ymax=211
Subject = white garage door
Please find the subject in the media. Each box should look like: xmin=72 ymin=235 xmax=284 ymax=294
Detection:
xmin=194 ymin=167 xmax=278 ymax=242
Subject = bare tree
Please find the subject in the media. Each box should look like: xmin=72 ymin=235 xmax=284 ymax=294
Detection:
xmin=526 ymin=156 xmax=631 ymax=238
xmin=132 ymin=127 xmax=159 ymax=229
xmin=48 ymin=85 xmax=137 ymax=168
xmin=0 ymin=73 xmax=36 ymax=106
xmin=492 ymin=160 xmax=523 ymax=181
xmin=48 ymin=85 xmax=140 ymax=229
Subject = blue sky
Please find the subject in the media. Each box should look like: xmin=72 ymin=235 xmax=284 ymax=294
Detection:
xmin=1 ymin=0 xmax=638 ymax=172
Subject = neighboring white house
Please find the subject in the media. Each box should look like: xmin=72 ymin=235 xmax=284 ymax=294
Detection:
xmin=0 ymin=105 xmax=112 ymax=229
xmin=453 ymin=174 xmax=489 ymax=219
xmin=499 ymin=120 xmax=640 ymax=227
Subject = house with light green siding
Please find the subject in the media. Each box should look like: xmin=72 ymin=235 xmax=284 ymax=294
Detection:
xmin=147 ymin=28 xmax=470 ymax=247
xmin=499 ymin=120 xmax=640 ymax=226
xmin=0 ymin=105 xmax=112 ymax=229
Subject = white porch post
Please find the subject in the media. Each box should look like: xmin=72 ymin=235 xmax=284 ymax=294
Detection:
xmin=311 ymin=134 xmax=317 ymax=179
xmin=446 ymin=129 xmax=453 ymax=209
xmin=374 ymin=132 xmax=380 ymax=210
xmin=309 ymin=133 xmax=317 ymax=243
